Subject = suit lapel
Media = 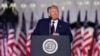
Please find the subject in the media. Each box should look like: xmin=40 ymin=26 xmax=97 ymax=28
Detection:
xmin=56 ymin=20 xmax=62 ymax=33
xmin=47 ymin=19 xmax=51 ymax=34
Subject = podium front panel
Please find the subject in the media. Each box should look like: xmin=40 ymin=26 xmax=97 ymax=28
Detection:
xmin=30 ymin=35 xmax=71 ymax=56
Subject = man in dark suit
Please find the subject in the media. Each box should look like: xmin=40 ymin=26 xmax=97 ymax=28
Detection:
xmin=33 ymin=5 xmax=72 ymax=42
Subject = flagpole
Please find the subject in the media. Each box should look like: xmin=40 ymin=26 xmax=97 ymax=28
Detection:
xmin=61 ymin=5 xmax=65 ymax=21
xmin=21 ymin=3 xmax=27 ymax=13
xmin=41 ymin=4 xmax=46 ymax=19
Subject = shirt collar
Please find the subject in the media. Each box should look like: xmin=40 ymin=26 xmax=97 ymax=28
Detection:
xmin=51 ymin=19 xmax=58 ymax=23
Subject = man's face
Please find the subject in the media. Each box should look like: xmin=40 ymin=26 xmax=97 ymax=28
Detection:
xmin=48 ymin=7 xmax=59 ymax=20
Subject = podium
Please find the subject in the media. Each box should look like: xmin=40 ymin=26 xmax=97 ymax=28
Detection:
xmin=30 ymin=36 xmax=71 ymax=56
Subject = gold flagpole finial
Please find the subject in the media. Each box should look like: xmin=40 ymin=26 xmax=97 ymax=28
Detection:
xmin=21 ymin=3 xmax=27 ymax=12
xmin=1 ymin=3 xmax=8 ymax=10
xmin=30 ymin=3 xmax=36 ymax=11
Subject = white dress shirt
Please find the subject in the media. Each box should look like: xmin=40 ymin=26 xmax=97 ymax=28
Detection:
xmin=51 ymin=20 xmax=58 ymax=32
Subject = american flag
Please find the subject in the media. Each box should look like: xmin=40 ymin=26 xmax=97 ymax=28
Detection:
xmin=2 ymin=19 xmax=8 ymax=56
xmin=71 ymin=11 xmax=82 ymax=56
xmin=81 ymin=10 xmax=93 ymax=56
xmin=26 ymin=12 xmax=34 ymax=56
xmin=41 ymin=12 xmax=44 ymax=19
xmin=93 ymin=27 xmax=100 ymax=56
xmin=17 ymin=13 xmax=27 ymax=56
xmin=92 ymin=10 xmax=100 ymax=56
xmin=61 ymin=10 xmax=64 ymax=21
xmin=66 ymin=10 xmax=70 ymax=24
xmin=7 ymin=20 xmax=18 ymax=56
xmin=0 ymin=22 xmax=3 ymax=56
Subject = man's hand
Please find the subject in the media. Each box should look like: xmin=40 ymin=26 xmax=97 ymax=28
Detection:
xmin=52 ymin=32 xmax=59 ymax=36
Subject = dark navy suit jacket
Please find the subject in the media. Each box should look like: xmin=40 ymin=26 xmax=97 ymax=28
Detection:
xmin=33 ymin=18 xmax=73 ymax=42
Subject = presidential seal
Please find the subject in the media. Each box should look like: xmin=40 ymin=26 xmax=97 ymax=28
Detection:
xmin=42 ymin=38 xmax=58 ymax=54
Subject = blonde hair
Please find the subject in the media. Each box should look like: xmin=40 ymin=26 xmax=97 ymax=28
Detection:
xmin=47 ymin=5 xmax=59 ymax=13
